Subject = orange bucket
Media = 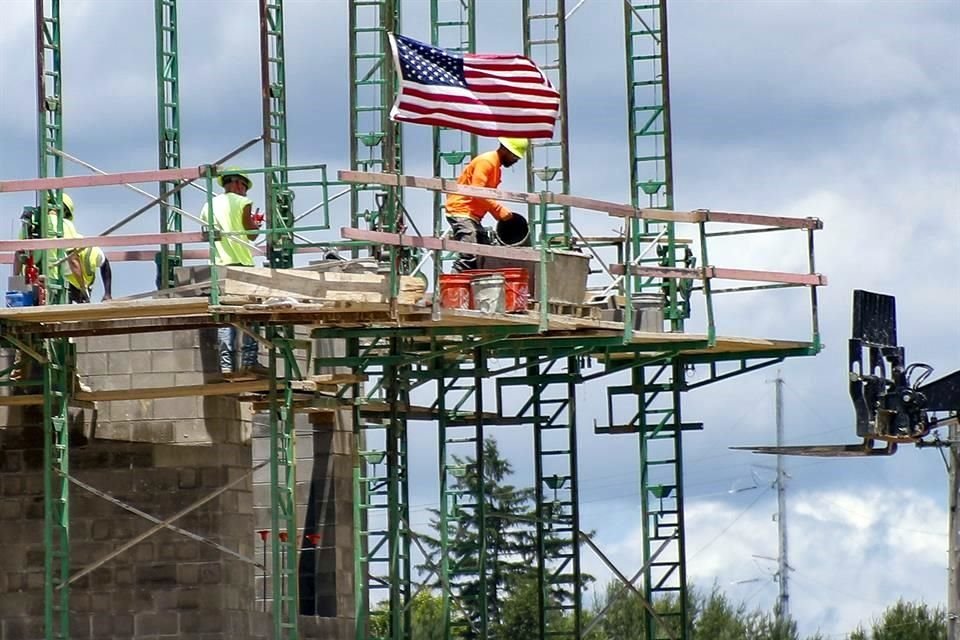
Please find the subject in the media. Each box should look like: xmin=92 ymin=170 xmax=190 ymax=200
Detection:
xmin=501 ymin=268 xmax=530 ymax=313
xmin=438 ymin=274 xmax=473 ymax=309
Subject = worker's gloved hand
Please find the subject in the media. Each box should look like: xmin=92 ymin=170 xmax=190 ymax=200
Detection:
xmin=251 ymin=209 xmax=265 ymax=228
xmin=102 ymin=293 xmax=112 ymax=302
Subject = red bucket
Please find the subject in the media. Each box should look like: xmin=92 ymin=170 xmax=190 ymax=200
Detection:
xmin=438 ymin=274 xmax=473 ymax=310
xmin=501 ymin=268 xmax=530 ymax=313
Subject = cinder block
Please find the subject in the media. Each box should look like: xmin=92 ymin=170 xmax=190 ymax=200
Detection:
xmin=94 ymin=374 xmax=132 ymax=392
xmin=156 ymin=396 xmax=202 ymax=420
xmin=106 ymin=352 xmax=133 ymax=375
xmin=151 ymin=349 xmax=200 ymax=374
xmin=134 ymin=611 xmax=179 ymax=636
xmin=130 ymin=332 xmax=174 ymax=351
xmin=86 ymin=334 xmax=129 ymax=353
xmin=174 ymin=371 xmax=206 ymax=386
xmin=173 ymin=329 xmax=202 ymax=350
xmin=131 ymin=421 xmax=174 ymax=443
xmin=135 ymin=372 xmax=177 ymax=389
xmin=107 ymin=398 xmax=153 ymax=421
xmin=77 ymin=352 xmax=108 ymax=376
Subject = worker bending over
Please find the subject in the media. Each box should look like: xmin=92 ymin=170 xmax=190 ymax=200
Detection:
xmin=201 ymin=168 xmax=267 ymax=376
xmin=58 ymin=195 xmax=113 ymax=303
xmin=444 ymin=138 xmax=528 ymax=272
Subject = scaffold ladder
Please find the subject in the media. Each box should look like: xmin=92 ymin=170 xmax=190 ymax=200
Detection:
xmin=349 ymin=337 xmax=412 ymax=640
xmin=499 ymin=356 xmax=582 ymax=640
xmin=522 ymin=0 xmax=571 ymax=247
xmin=154 ymin=0 xmax=183 ymax=288
xmin=430 ymin=0 xmax=477 ymax=240
xmin=349 ymin=0 xmax=403 ymax=249
xmin=432 ymin=350 xmax=487 ymax=638
xmin=36 ymin=1 xmax=71 ymax=638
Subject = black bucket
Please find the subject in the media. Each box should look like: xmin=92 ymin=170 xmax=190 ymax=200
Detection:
xmin=492 ymin=214 xmax=530 ymax=247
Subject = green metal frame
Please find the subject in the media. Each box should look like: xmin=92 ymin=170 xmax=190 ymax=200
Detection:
xmin=498 ymin=357 xmax=583 ymax=639
xmin=347 ymin=336 xmax=412 ymax=640
xmin=622 ymin=3 xmax=690 ymax=637
xmin=258 ymin=1 xmax=300 ymax=637
xmin=522 ymin=0 xmax=572 ymax=247
xmin=430 ymin=0 xmax=477 ymax=237
xmin=154 ymin=0 xmax=182 ymax=288
xmin=36 ymin=1 xmax=71 ymax=638
xmin=433 ymin=347 xmax=487 ymax=638
xmin=349 ymin=0 xmax=403 ymax=258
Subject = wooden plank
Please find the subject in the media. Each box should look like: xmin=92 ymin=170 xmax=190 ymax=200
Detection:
xmin=338 ymin=170 xmax=543 ymax=206
xmin=0 ymin=297 xmax=209 ymax=323
xmin=703 ymin=210 xmax=823 ymax=230
xmin=710 ymin=267 xmax=827 ymax=286
xmin=341 ymin=228 xmax=544 ymax=263
xmin=0 ymin=394 xmax=95 ymax=409
xmin=0 ymin=231 xmax=208 ymax=252
xmin=0 ymin=249 xmax=211 ymax=264
xmin=554 ymin=195 xmax=704 ymax=223
xmin=0 ymin=167 xmax=202 ymax=193
xmin=76 ymin=379 xmax=271 ymax=402
xmin=610 ymin=264 xmax=826 ymax=286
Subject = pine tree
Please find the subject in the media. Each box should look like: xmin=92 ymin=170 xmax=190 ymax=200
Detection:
xmin=421 ymin=438 xmax=536 ymax=637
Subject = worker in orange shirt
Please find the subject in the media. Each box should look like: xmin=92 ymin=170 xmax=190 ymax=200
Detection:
xmin=444 ymin=137 xmax=528 ymax=272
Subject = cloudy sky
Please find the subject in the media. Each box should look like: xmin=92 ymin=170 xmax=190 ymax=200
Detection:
xmin=1 ymin=0 xmax=958 ymax=637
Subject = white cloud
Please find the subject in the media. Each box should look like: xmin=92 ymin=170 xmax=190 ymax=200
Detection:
xmin=584 ymin=487 xmax=946 ymax=638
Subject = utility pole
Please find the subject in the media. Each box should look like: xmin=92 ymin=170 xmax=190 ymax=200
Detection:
xmin=774 ymin=371 xmax=790 ymax=621
xmin=948 ymin=420 xmax=959 ymax=640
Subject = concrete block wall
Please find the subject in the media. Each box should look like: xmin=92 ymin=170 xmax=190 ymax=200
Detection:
xmin=0 ymin=408 xmax=256 ymax=639
xmin=0 ymin=329 xmax=355 ymax=639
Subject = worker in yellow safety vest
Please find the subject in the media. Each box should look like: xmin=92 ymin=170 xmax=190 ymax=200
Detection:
xmin=444 ymin=137 xmax=528 ymax=272
xmin=65 ymin=245 xmax=113 ymax=304
xmin=201 ymin=168 xmax=267 ymax=376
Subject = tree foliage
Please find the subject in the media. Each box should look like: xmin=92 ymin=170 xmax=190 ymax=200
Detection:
xmin=848 ymin=599 xmax=946 ymax=640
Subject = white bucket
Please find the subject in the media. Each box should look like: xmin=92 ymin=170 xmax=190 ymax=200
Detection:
xmin=470 ymin=274 xmax=506 ymax=314
xmin=633 ymin=293 xmax=664 ymax=332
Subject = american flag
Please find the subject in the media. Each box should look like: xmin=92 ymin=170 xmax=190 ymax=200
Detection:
xmin=388 ymin=33 xmax=560 ymax=139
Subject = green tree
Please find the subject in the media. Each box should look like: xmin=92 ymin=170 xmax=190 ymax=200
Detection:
xmin=422 ymin=438 xmax=536 ymax=636
xmin=693 ymin=586 xmax=749 ymax=640
xmin=848 ymin=599 xmax=946 ymax=640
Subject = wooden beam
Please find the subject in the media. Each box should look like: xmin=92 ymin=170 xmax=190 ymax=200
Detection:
xmin=0 ymin=231 xmax=208 ymax=252
xmin=338 ymin=170 xmax=543 ymax=206
xmin=0 ymin=298 xmax=209 ymax=323
xmin=341 ymin=228 xmax=545 ymax=263
xmin=75 ymin=379 xmax=271 ymax=402
xmin=0 ymin=167 xmax=203 ymax=193
xmin=610 ymin=264 xmax=827 ymax=286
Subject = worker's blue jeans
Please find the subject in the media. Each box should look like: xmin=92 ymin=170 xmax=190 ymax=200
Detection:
xmin=218 ymin=326 xmax=259 ymax=372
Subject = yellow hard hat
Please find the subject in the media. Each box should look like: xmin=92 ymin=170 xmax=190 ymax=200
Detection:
xmin=218 ymin=167 xmax=253 ymax=189
xmin=498 ymin=137 xmax=529 ymax=160
xmin=47 ymin=192 xmax=75 ymax=216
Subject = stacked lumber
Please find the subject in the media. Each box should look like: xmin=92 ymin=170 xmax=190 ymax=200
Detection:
xmin=168 ymin=265 xmax=426 ymax=305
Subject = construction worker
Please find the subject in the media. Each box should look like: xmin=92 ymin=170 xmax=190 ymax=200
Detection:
xmin=65 ymin=246 xmax=112 ymax=304
xmin=10 ymin=193 xmax=93 ymax=392
xmin=44 ymin=195 xmax=114 ymax=304
xmin=200 ymin=168 xmax=267 ymax=376
xmin=444 ymin=137 xmax=528 ymax=272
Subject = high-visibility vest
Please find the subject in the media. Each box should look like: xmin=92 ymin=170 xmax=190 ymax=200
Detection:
xmin=200 ymin=192 xmax=254 ymax=266
xmin=65 ymin=246 xmax=105 ymax=290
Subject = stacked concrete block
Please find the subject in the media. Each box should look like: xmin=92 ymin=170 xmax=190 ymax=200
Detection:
xmin=0 ymin=329 xmax=356 ymax=639
xmin=0 ymin=406 xmax=255 ymax=639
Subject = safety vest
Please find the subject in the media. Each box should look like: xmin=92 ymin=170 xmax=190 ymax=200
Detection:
xmin=201 ymin=192 xmax=254 ymax=266
xmin=19 ymin=214 xmax=79 ymax=279
xmin=65 ymin=246 xmax=104 ymax=290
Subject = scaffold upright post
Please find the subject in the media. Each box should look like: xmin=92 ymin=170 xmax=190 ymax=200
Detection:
xmin=154 ymin=0 xmax=183 ymax=289
xmin=35 ymin=1 xmax=71 ymax=638
xmin=259 ymin=0 xmax=299 ymax=637
xmin=522 ymin=0 xmax=571 ymax=246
